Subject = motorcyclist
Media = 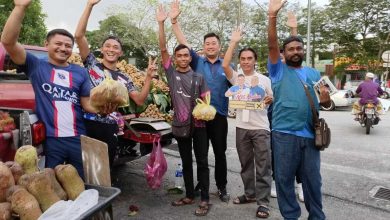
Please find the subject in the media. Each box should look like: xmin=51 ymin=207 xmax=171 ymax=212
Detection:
xmin=352 ymin=72 xmax=384 ymax=120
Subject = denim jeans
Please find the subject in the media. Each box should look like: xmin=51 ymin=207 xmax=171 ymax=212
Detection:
xmin=272 ymin=131 xmax=325 ymax=220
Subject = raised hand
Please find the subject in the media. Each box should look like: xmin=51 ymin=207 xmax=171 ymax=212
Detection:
xmin=146 ymin=57 xmax=158 ymax=78
xmin=231 ymin=27 xmax=242 ymax=43
xmin=14 ymin=0 xmax=32 ymax=7
xmin=286 ymin=11 xmax=297 ymax=28
xmin=156 ymin=4 xmax=168 ymax=23
xmin=169 ymin=0 xmax=181 ymax=20
xmin=268 ymin=0 xmax=287 ymax=16
xmin=87 ymin=0 xmax=101 ymax=6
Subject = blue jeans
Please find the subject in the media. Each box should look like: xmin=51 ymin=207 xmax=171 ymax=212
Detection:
xmin=272 ymin=131 xmax=325 ymax=220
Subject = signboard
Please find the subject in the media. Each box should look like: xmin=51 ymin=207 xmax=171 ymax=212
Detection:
xmin=382 ymin=50 xmax=390 ymax=62
xmin=229 ymin=100 xmax=266 ymax=110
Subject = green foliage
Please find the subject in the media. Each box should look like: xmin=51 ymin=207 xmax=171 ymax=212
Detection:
xmin=0 ymin=0 xmax=47 ymax=46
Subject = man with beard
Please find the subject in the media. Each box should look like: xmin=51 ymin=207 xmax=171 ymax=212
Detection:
xmin=75 ymin=0 xmax=155 ymax=169
xmin=267 ymin=0 xmax=330 ymax=219
xmin=170 ymin=0 xmax=230 ymax=202
xmin=157 ymin=5 xmax=210 ymax=216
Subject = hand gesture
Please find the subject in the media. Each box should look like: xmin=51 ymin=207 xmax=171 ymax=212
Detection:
xmin=263 ymin=96 xmax=273 ymax=105
xmin=14 ymin=0 xmax=32 ymax=7
xmin=231 ymin=27 xmax=242 ymax=43
xmin=169 ymin=0 xmax=181 ymax=20
xmin=286 ymin=11 xmax=297 ymax=28
xmin=87 ymin=0 xmax=101 ymax=6
xmin=268 ymin=0 xmax=287 ymax=16
xmin=146 ymin=57 xmax=158 ymax=78
xmin=156 ymin=4 xmax=168 ymax=23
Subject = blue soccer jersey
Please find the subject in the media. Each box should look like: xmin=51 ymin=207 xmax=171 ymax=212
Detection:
xmin=21 ymin=52 xmax=91 ymax=137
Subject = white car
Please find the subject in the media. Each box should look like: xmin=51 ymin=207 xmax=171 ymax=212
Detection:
xmin=321 ymin=89 xmax=356 ymax=111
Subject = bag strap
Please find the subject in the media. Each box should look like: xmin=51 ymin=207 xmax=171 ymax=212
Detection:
xmin=298 ymin=77 xmax=320 ymax=125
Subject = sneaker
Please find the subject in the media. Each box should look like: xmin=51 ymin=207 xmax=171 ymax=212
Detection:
xmin=271 ymin=180 xmax=277 ymax=198
xmin=218 ymin=188 xmax=230 ymax=203
xmin=295 ymin=183 xmax=304 ymax=202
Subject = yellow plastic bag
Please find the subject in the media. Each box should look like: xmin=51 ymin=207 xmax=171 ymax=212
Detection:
xmin=90 ymin=70 xmax=129 ymax=111
xmin=192 ymin=93 xmax=216 ymax=121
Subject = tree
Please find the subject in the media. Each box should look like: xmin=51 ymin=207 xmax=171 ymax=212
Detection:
xmin=325 ymin=0 xmax=390 ymax=74
xmin=0 ymin=0 xmax=47 ymax=46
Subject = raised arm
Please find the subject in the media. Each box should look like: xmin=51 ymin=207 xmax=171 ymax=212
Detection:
xmin=169 ymin=0 xmax=191 ymax=48
xmin=268 ymin=0 xmax=286 ymax=64
xmin=129 ymin=57 xmax=156 ymax=106
xmin=222 ymin=27 xmax=242 ymax=80
xmin=287 ymin=11 xmax=298 ymax=36
xmin=74 ymin=0 xmax=101 ymax=61
xmin=0 ymin=0 xmax=32 ymax=65
xmin=157 ymin=4 xmax=170 ymax=65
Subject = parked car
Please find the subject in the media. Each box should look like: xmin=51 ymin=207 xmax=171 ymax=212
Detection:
xmin=321 ymin=89 xmax=356 ymax=111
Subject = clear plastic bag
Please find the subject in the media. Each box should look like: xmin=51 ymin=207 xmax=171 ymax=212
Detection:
xmin=192 ymin=93 xmax=216 ymax=121
xmin=90 ymin=70 xmax=129 ymax=111
xmin=144 ymin=137 xmax=167 ymax=189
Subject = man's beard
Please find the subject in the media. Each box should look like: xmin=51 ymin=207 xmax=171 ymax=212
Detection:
xmin=286 ymin=56 xmax=303 ymax=67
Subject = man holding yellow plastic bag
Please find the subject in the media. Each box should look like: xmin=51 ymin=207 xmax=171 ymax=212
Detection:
xmin=157 ymin=5 xmax=211 ymax=216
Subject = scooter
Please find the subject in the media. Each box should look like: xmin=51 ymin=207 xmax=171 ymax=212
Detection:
xmin=357 ymin=101 xmax=380 ymax=135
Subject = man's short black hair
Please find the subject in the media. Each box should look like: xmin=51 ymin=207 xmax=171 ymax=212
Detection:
xmin=46 ymin=29 xmax=74 ymax=44
xmin=238 ymin=47 xmax=258 ymax=61
xmin=102 ymin=36 xmax=123 ymax=49
xmin=203 ymin=33 xmax=220 ymax=43
xmin=282 ymin=36 xmax=304 ymax=50
xmin=174 ymin=44 xmax=191 ymax=55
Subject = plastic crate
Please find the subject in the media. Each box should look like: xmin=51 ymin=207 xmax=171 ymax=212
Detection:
xmin=76 ymin=184 xmax=121 ymax=220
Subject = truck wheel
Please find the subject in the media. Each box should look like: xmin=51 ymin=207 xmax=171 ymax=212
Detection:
xmin=365 ymin=118 xmax=371 ymax=135
xmin=321 ymin=101 xmax=335 ymax=111
xmin=140 ymin=143 xmax=153 ymax=156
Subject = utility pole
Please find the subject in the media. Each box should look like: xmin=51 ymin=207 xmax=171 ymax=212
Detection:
xmin=306 ymin=0 xmax=312 ymax=67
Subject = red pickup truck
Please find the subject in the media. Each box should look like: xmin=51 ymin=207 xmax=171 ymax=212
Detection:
xmin=0 ymin=44 xmax=47 ymax=161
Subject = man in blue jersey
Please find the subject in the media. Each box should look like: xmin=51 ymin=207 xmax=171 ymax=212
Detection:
xmin=1 ymin=0 xmax=108 ymax=178
xmin=169 ymin=0 xmax=231 ymax=202
xmin=267 ymin=0 xmax=331 ymax=219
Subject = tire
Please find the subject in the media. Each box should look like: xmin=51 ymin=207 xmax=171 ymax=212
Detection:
xmin=321 ymin=100 xmax=335 ymax=111
xmin=140 ymin=143 xmax=153 ymax=156
xmin=365 ymin=118 xmax=371 ymax=135
xmin=380 ymin=91 xmax=389 ymax=99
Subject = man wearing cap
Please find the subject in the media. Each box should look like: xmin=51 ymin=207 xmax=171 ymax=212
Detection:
xmin=352 ymin=72 xmax=384 ymax=120
xmin=267 ymin=0 xmax=331 ymax=219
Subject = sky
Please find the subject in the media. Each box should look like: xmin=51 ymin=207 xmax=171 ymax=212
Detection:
xmin=41 ymin=0 xmax=329 ymax=34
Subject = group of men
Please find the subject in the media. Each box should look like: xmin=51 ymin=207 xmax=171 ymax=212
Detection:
xmin=10 ymin=0 xmax=386 ymax=219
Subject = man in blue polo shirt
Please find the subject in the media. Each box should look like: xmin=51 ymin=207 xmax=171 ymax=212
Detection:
xmin=169 ymin=0 xmax=230 ymax=202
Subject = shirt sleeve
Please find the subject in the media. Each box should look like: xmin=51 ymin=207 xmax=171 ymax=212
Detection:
xmin=163 ymin=58 xmax=175 ymax=82
xmin=80 ymin=68 xmax=91 ymax=97
xmin=267 ymin=57 xmax=283 ymax=83
xmin=228 ymin=70 xmax=239 ymax=85
xmin=83 ymin=53 xmax=98 ymax=69
xmin=190 ymin=49 xmax=200 ymax=71
xmin=18 ymin=52 xmax=40 ymax=79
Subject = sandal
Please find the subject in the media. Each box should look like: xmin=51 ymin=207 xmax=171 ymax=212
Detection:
xmin=256 ymin=205 xmax=270 ymax=218
xmin=171 ymin=197 xmax=195 ymax=206
xmin=233 ymin=195 xmax=256 ymax=204
xmin=194 ymin=201 xmax=211 ymax=216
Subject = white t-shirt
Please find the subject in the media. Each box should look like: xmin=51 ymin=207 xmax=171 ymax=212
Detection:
xmin=228 ymin=70 xmax=273 ymax=131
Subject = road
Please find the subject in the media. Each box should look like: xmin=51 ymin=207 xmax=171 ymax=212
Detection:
xmin=110 ymin=109 xmax=390 ymax=219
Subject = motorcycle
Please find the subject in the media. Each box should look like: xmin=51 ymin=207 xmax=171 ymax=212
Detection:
xmin=357 ymin=101 xmax=380 ymax=134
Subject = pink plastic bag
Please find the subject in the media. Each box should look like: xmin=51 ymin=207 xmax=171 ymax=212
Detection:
xmin=144 ymin=137 xmax=167 ymax=189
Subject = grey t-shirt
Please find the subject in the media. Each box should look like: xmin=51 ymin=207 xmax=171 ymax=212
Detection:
xmin=164 ymin=60 xmax=208 ymax=127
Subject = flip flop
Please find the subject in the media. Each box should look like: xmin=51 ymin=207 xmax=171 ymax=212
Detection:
xmin=256 ymin=205 xmax=270 ymax=218
xmin=171 ymin=197 xmax=195 ymax=206
xmin=233 ymin=195 xmax=256 ymax=204
xmin=194 ymin=202 xmax=211 ymax=216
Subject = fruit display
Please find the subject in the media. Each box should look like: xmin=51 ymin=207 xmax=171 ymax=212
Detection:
xmin=0 ymin=154 xmax=86 ymax=219
xmin=139 ymin=104 xmax=173 ymax=122
xmin=0 ymin=111 xmax=16 ymax=133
